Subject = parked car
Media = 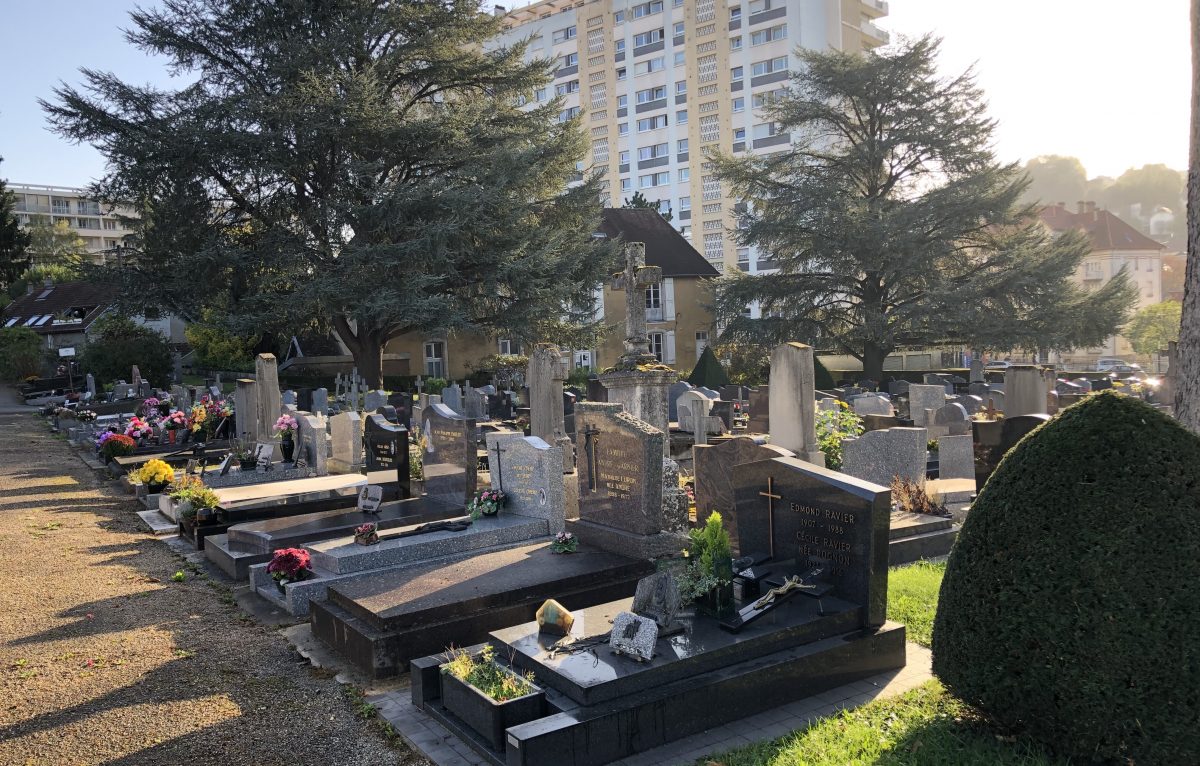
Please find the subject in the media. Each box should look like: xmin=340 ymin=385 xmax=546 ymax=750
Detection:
xmin=1095 ymin=358 xmax=1139 ymax=373
xmin=984 ymin=360 xmax=1012 ymax=370
xmin=1109 ymin=364 xmax=1143 ymax=376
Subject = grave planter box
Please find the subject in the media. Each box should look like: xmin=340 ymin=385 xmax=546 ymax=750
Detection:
xmin=439 ymin=665 xmax=546 ymax=752
xmin=697 ymin=581 xmax=735 ymax=618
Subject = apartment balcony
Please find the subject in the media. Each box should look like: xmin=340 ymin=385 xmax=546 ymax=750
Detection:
xmin=861 ymin=19 xmax=889 ymax=46
xmin=861 ymin=0 xmax=888 ymax=19
xmin=1082 ymin=271 xmax=1104 ymax=282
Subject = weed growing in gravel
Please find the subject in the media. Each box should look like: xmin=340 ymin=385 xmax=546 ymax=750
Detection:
xmin=171 ymin=571 xmax=186 ymax=582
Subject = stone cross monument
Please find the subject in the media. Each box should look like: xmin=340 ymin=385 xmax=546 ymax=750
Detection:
xmin=610 ymin=242 xmax=663 ymax=368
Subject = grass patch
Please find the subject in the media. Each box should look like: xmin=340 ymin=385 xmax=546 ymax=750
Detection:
xmin=696 ymin=680 xmax=1067 ymax=766
xmin=887 ymin=560 xmax=944 ymax=648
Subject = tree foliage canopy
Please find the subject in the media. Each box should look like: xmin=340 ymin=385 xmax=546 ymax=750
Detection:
xmin=79 ymin=315 xmax=173 ymax=387
xmin=45 ymin=0 xmax=615 ymax=386
xmin=711 ymin=36 xmax=1137 ymax=380
xmin=1125 ymin=300 xmax=1181 ymax=356
xmin=0 ymin=327 xmax=43 ymax=381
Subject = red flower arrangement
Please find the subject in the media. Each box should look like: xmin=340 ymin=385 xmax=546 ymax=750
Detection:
xmin=266 ymin=547 xmax=313 ymax=589
xmin=99 ymin=433 xmax=137 ymax=460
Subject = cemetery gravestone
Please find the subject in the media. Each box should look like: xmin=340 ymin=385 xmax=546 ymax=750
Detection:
xmin=329 ymin=411 xmax=363 ymax=472
xmin=254 ymin=354 xmax=282 ymax=455
xmin=364 ymin=413 xmax=410 ymax=500
xmin=364 ymin=389 xmax=387 ymax=413
xmin=746 ymin=386 xmax=769 ymax=433
xmin=930 ymin=403 xmax=971 ymax=437
xmin=852 ymin=394 xmax=894 ymax=417
xmin=668 ymin=382 xmax=693 ymax=423
xmin=841 ymin=427 xmax=928 ymax=488
xmin=937 ymin=434 xmax=974 ymax=481
xmin=907 ymin=384 xmax=946 ymax=427
xmin=440 ymin=385 xmax=463 ymax=415
xmin=731 ymin=456 xmax=890 ymax=625
xmin=312 ymin=388 xmax=329 ymax=417
xmin=692 ymin=437 xmax=794 ymax=551
xmin=484 ymin=433 xmax=566 ymax=534
xmin=297 ymin=414 xmax=327 ymax=476
xmin=1005 ymin=366 xmax=1048 ymax=416
xmin=421 ymin=402 xmax=477 ymax=508
xmin=768 ymin=343 xmax=824 ymax=466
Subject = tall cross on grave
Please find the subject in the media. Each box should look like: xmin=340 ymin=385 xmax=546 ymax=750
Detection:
xmin=582 ymin=424 xmax=601 ymax=491
xmin=415 ymin=377 xmax=425 ymax=396
xmin=611 ymin=242 xmax=663 ymax=366
xmin=489 ymin=441 xmax=506 ymax=491
xmin=758 ymin=476 xmax=781 ymax=559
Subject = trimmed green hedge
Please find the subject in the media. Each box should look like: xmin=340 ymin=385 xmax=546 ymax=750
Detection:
xmin=932 ymin=392 xmax=1200 ymax=764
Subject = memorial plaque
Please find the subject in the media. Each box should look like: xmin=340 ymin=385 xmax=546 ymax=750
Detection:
xmin=364 ymin=413 xmax=409 ymax=478
xmin=421 ymin=402 xmax=476 ymax=508
xmin=484 ymin=433 xmax=565 ymax=533
xmin=731 ymin=456 xmax=889 ymax=627
xmin=357 ymin=485 xmax=383 ymax=513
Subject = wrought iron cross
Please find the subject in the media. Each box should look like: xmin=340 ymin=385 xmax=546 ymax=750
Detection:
xmin=759 ymin=476 xmax=781 ymax=559
xmin=489 ymin=441 xmax=506 ymax=491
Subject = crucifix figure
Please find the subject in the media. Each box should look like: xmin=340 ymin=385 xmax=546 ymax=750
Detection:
xmin=611 ymin=242 xmax=663 ymax=367
xmin=581 ymin=424 xmax=601 ymax=492
xmin=759 ymin=476 xmax=781 ymax=559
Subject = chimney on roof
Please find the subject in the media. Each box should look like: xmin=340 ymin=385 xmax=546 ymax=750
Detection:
xmin=494 ymin=4 xmax=506 ymax=15
xmin=1076 ymin=201 xmax=1086 ymax=214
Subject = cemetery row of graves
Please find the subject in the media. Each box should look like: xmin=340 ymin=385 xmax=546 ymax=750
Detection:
xmin=26 ymin=254 xmax=1193 ymax=764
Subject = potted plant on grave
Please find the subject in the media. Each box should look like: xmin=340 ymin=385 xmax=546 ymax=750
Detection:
xmin=165 ymin=475 xmax=205 ymax=520
xmin=274 ymin=414 xmax=298 ymax=463
xmin=179 ymin=487 xmax=221 ymax=525
xmin=266 ymin=547 xmax=313 ymax=591
xmin=676 ymin=511 xmax=735 ymax=618
xmin=136 ymin=459 xmax=175 ymax=495
xmin=98 ymin=432 xmax=137 ymax=463
xmin=124 ymin=416 xmax=154 ymax=445
xmin=156 ymin=396 xmax=172 ymax=417
xmin=160 ymin=410 xmax=188 ymax=444
xmin=353 ymin=522 xmax=380 ymax=546
xmin=139 ymin=397 xmax=161 ymax=418
xmin=439 ymin=644 xmax=545 ymax=751
xmin=515 ymin=415 xmax=530 ymax=436
xmin=467 ymin=488 xmax=507 ymax=520
xmin=550 ymin=531 xmax=578 ymax=554
xmin=232 ymin=440 xmax=258 ymax=471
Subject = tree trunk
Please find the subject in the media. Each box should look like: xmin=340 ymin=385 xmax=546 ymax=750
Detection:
xmin=862 ymin=343 xmax=889 ymax=383
xmin=1177 ymin=0 xmax=1200 ymax=432
xmin=334 ymin=316 xmax=386 ymax=389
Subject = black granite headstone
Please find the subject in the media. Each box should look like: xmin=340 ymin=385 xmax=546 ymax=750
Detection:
xmin=746 ymin=386 xmax=769 ymax=433
xmin=387 ymin=392 xmax=412 ymax=427
xmin=731 ymin=456 xmax=889 ymax=628
xmin=296 ymin=387 xmax=313 ymax=413
xmin=420 ymin=402 xmax=477 ymax=508
xmin=586 ymin=376 xmax=607 ymax=403
xmin=364 ymin=413 xmax=410 ymax=499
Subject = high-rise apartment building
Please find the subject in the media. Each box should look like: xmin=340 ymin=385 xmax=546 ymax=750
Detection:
xmin=495 ymin=0 xmax=888 ymax=275
xmin=7 ymin=184 xmax=138 ymax=263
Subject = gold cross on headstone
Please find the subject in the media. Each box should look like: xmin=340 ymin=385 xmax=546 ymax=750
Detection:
xmin=759 ymin=476 xmax=781 ymax=558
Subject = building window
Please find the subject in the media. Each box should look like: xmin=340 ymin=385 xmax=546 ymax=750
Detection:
xmin=751 ymin=56 xmax=787 ymax=77
xmin=732 ymin=97 xmax=744 ymax=112
xmin=679 ymin=225 xmax=691 ymax=238
xmin=649 ymin=331 xmax=664 ymax=361
xmin=676 ymin=80 xmax=687 ymax=95
xmin=676 ymin=109 xmax=688 ymax=125
xmin=615 ymin=38 xmax=626 ymax=52
xmin=498 ymin=339 xmax=520 ymax=356
xmin=639 ymin=171 xmax=670 ymax=188
xmin=730 ymin=7 xmax=742 ymax=20
xmin=753 ymin=89 xmax=783 ymax=108
xmin=617 ymin=67 xmax=628 ymax=80
xmin=679 ymin=196 xmax=691 ymax=210
xmin=619 ymin=122 xmax=630 ymax=135
xmin=614 ymin=10 xmax=625 ymax=23
xmin=535 ymin=87 xmax=548 ymax=101
xmin=424 ymin=341 xmax=445 ymax=377
xmin=638 ymin=143 xmax=669 ymax=160
xmin=737 ymin=247 xmax=750 ymax=270
xmin=695 ymin=331 xmax=709 ymax=359
xmin=730 ymin=36 xmax=742 ymax=50
xmin=556 ymin=80 xmax=580 ymax=96
xmin=632 ymin=0 xmax=664 ymax=19
xmin=751 ymin=24 xmax=787 ymax=45
xmin=752 ymin=121 xmax=781 ymax=139
xmin=619 ymin=149 xmax=631 ymax=164
xmin=636 ymin=85 xmax=667 ymax=103
xmin=731 ymin=66 xmax=744 ymax=82
xmin=733 ymin=127 xmax=746 ymax=141
xmin=748 ymin=0 xmax=771 ymax=12
xmin=677 ymin=138 xmax=689 ymax=153
xmin=634 ymin=57 xmax=666 ymax=75
xmin=673 ymin=51 xmax=686 ymax=66
xmin=634 ymin=29 xmax=664 ymax=47
xmin=621 ymin=178 xmax=633 ymax=192
xmin=673 ymin=21 xmax=686 ymax=36
xmin=646 ymin=283 xmax=661 ymax=310
xmin=102 ymin=219 xmax=118 ymax=230
xmin=559 ymin=106 xmax=581 ymax=122
xmin=552 ymin=26 xmax=577 ymax=43
xmin=637 ymin=114 xmax=669 ymax=132
xmin=617 ymin=94 xmax=628 ymax=108
xmin=678 ymin=167 xmax=690 ymax=182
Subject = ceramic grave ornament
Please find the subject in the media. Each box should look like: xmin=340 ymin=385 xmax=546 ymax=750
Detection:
xmin=357 ymin=485 xmax=383 ymax=513
xmin=536 ymin=599 xmax=575 ymax=637
xmin=609 ymin=611 xmax=658 ymax=662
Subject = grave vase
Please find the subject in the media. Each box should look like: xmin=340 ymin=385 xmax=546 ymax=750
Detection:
xmin=697 ymin=581 xmax=735 ymax=618
xmin=280 ymin=433 xmax=295 ymax=463
xmin=167 ymin=429 xmax=177 ymax=445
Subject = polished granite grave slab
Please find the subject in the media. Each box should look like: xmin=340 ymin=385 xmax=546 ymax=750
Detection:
xmin=414 ymin=597 xmax=906 ymax=766
xmin=311 ymin=542 xmax=653 ymax=678
xmin=203 ymin=497 xmax=462 ymax=580
xmin=179 ymin=481 xmax=367 ymax=550
xmin=249 ymin=514 xmax=560 ymax=617
xmin=888 ymin=510 xmax=958 ymax=566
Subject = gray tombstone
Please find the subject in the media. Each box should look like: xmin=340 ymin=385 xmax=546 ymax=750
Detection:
xmin=768 ymin=343 xmax=823 ymax=466
xmin=852 ymin=394 xmax=894 ymax=417
xmin=363 ymin=389 xmax=387 ymax=413
xmin=631 ymin=571 xmax=682 ymax=630
xmin=678 ymin=389 xmax=712 ymax=437
xmin=528 ymin=344 xmax=568 ymax=444
xmin=949 ymin=394 xmax=983 ymax=416
xmin=312 ymin=388 xmax=329 ymax=417
xmin=1005 ymin=366 xmax=1048 ymax=416
xmin=841 ymin=427 xmax=928 ymax=488
xmin=421 ymin=402 xmax=477 ymax=508
xmin=907 ymin=385 xmax=946 ymax=427
xmin=969 ymin=357 xmax=985 ymax=383
xmin=297 ymin=413 xmax=327 ymax=476
xmin=668 ymin=381 xmax=694 ymax=423
xmin=930 ymin=403 xmax=971 ymax=437
xmin=254 ymin=354 xmax=282 ymax=453
xmin=484 ymin=433 xmax=565 ymax=534
xmin=440 ymin=384 xmax=464 ymax=415
xmin=746 ymin=386 xmax=769 ymax=433
xmin=85 ymin=373 xmax=96 ymax=397
xmin=887 ymin=379 xmax=911 ymax=397
xmin=609 ymin=612 xmax=658 ymax=661
xmin=282 ymin=389 xmax=297 ymax=406
xmin=937 ymin=433 xmax=974 ymax=481
xmin=329 ymin=411 xmax=363 ymax=472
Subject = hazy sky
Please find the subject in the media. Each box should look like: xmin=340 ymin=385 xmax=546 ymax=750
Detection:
xmin=0 ymin=0 xmax=1190 ymax=188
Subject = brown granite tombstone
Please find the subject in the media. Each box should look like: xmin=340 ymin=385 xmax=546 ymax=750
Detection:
xmin=746 ymin=386 xmax=769 ymax=434
xmin=692 ymin=437 xmax=794 ymax=548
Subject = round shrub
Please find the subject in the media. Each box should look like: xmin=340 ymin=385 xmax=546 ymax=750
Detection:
xmin=932 ymin=392 xmax=1200 ymax=764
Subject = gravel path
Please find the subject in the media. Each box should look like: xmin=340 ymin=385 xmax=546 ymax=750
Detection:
xmin=0 ymin=413 xmax=429 ymax=766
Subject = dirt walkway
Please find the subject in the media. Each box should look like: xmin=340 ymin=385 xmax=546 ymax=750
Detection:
xmin=0 ymin=414 xmax=428 ymax=765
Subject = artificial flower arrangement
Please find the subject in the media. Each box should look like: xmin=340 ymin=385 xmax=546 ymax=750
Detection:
xmin=467 ymin=488 xmax=507 ymax=520
xmin=354 ymin=522 xmax=380 ymax=546
xmin=550 ymin=531 xmax=578 ymax=554
xmin=274 ymin=414 xmax=298 ymax=438
xmin=189 ymin=404 xmax=208 ymax=433
xmin=136 ymin=459 xmax=175 ymax=491
xmin=124 ymin=416 xmax=154 ymax=440
xmin=266 ymin=548 xmax=313 ymax=590
xmin=98 ymin=433 xmax=137 ymax=460
xmin=160 ymin=410 xmax=189 ymax=431
xmin=76 ymin=409 xmax=97 ymax=423
xmin=140 ymin=397 xmax=161 ymax=417
xmin=94 ymin=430 xmax=121 ymax=450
